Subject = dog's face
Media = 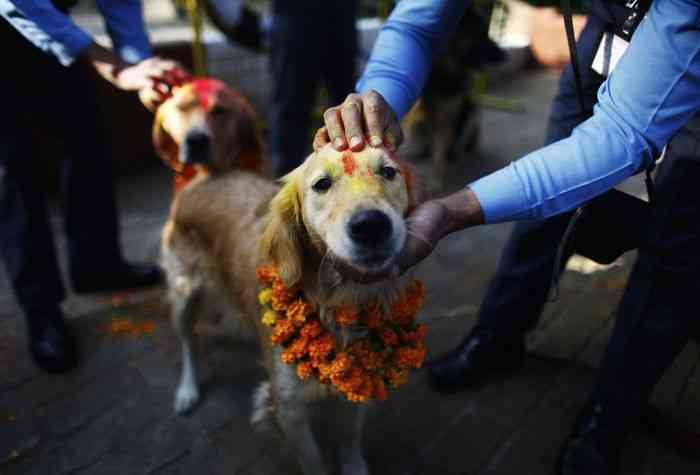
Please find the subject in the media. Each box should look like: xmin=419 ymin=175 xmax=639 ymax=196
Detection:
xmin=153 ymin=78 xmax=261 ymax=176
xmin=260 ymin=144 xmax=420 ymax=285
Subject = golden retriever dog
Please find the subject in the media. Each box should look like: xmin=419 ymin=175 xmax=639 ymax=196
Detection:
xmin=161 ymin=143 xmax=421 ymax=475
xmin=152 ymin=77 xmax=264 ymax=191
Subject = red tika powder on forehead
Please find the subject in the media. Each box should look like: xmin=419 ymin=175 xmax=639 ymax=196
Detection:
xmin=191 ymin=78 xmax=225 ymax=109
xmin=341 ymin=151 xmax=356 ymax=176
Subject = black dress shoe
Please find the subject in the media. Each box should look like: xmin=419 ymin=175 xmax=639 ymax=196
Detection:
xmin=72 ymin=261 xmax=163 ymax=294
xmin=557 ymin=404 xmax=622 ymax=475
xmin=28 ymin=312 xmax=78 ymax=373
xmin=428 ymin=327 xmax=525 ymax=390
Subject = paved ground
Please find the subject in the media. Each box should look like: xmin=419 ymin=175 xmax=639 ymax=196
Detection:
xmin=1 ymin=68 xmax=699 ymax=475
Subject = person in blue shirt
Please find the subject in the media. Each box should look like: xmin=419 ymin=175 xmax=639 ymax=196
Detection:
xmin=0 ymin=0 xmax=188 ymax=373
xmin=314 ymin=0 xmax=700 ymax=473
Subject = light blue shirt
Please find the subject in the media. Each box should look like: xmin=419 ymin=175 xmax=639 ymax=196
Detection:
xmin=2 ymin=0 xmax=151 ymax=65
xmin=357 ymin=0 xmax=700 ymax=223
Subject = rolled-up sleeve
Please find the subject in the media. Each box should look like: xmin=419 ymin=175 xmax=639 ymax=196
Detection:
xmin=96 ymin=0 xmax=151 ymax=63
xmin=356 ymin=0 xmax=467 ymax=119
xmin=470 ymin=0 xmax=700 ymax=223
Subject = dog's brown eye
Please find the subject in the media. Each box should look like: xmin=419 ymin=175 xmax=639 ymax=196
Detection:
xmin=379 ymin=166 xmax=398 ymax=180
xmin=210 ymin=106 xmax=227 ymax=117
xmin=312 ymin=177 xmax=332 ymax=193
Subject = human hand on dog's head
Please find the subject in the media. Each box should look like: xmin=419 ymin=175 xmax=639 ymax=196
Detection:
xmin=314 ymin=90 xmax=404 ymax=154
xmin=125 ymin=57 xmax=191 ymax=111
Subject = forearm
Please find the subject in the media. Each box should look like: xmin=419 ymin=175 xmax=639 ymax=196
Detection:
xmin=437 ymin=188 xmax=485 ymax=234
xmin=470 ymin=0 xmax=700 ymax=223
xmin=356 ymin=0 xmax=468 ymax=119
xmin=79 ymin=41 xmax=130 ymax=86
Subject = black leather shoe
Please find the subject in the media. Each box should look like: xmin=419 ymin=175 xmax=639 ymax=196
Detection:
xmin=28 ymin=312 xmax=78 ymax=373
xmin=72 ymin=261 xmax=163 ymax=294
xmin=428 ymin=327 xmax=525 ymax=390
xmin=557 ymin=404 xmax=622 ymax=475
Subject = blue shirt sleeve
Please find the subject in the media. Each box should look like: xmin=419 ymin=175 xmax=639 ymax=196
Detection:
xmin=7 ymin=0 xmax=151 ymax=65
xmin=95 ymin=0 xmax=152 ymax=63
xmin=356 ymin=0 xmax=468 ymax=119
xmin=8 ymin=0 xmax=93 ymax=63
xmin=469 ymin=0 xmax=700 ymax=222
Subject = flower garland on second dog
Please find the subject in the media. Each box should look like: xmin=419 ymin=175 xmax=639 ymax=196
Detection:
xmin=256 ymin=266 xmax=427 ymax=403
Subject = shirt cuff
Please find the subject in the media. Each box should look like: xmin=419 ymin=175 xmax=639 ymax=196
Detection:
xmin=468 ymin=164 xmax=533 ymax=223
xmin=58 ymin=28 xmax=94 ymax=63
xmin=357 ymin=76 xmax=413 ymax=120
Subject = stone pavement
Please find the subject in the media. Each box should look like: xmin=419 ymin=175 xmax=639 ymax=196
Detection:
xmin=1 ymin=69 xmax=699 ymax=475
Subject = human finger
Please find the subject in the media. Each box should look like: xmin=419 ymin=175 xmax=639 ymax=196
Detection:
xmin=323 ymin=107 xmax=347 ymax=150
xmin=339 ymin=94 xmax=366 ymax=151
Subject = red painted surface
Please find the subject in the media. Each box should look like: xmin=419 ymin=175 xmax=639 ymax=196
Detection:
xmin=191 ymin=78 xmax=225 ymax=110
xmin=342 ymin=151 xmax=356 ymax=176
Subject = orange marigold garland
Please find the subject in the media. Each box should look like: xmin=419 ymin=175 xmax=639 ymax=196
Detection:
xmin=256 ymin=265 xmax=427 ymax=403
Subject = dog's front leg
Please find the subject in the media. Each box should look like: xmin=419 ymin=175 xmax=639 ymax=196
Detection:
xmin=274 ymin=366 xmax=329 ymax=475
xmin=170 ymin=278 xmax=203 ymax=414
xmin=334 ymin=402 xmax=370 ymax=475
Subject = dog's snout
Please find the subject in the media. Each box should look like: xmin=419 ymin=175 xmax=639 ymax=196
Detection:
xmin=182 ymin=131 xmax=212 ymax=165
xmin=185 ymin=131 xmax=210 ymax=151
xmin=348 ymin=210 xmax=392 ymax=245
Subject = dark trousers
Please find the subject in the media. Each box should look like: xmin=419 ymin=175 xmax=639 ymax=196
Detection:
xmin=268 ymin=1 xmax=358 ymax=176
xmin=0 ymin=24 xmax=121 ymax=317
xmin=475 ymin=14 xmax=700 ymax=428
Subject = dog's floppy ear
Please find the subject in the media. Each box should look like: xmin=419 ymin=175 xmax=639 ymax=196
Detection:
xmin=258 ymin=172 xmax=303 ymax=286
xmin=152 ymin=106 xmax=180 ymax=170
xmin=234 ymin=94 xmax=264 ymax=172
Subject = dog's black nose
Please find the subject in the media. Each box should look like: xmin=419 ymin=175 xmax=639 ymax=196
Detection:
xmin=348 ymin=210 xmax=392 ymax=245
xmin=182 ymin=131 xmax=211 ymax=164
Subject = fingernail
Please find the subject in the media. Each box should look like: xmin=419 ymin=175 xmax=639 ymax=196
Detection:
xmin=369 ymin=136 xmax=382 ymax=147
xmin=349 ymin=136 xmax=362 ymax=149
xmin=334 ymin=137 xmax=345 ymax=149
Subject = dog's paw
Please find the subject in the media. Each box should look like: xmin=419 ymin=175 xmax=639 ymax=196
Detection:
xmin=174 ymin=383 xmax=200 ymax=415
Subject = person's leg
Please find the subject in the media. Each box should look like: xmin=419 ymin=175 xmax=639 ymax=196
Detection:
xmin=43 ymin=60 xmax=161 ymax=292
xmin=558 ymin=116 xmax=700 ymax=475
xmin=0 ymin=23 xmax=76 ymax=372
xmin=430 ymin=15 xmax=607 ymax=387
xmin=267 ymin=9 xmax=321 ymax=177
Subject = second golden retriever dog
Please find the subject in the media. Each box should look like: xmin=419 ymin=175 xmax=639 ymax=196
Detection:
xmin=161 ymin=143 xmax=422 ymax=475
xmin=152 ymin=77 xmax=263 ymax=190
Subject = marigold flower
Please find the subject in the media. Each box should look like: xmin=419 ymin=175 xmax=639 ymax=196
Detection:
xmin=256 ymin=266 xmax=278 ymax=284
xmin=271 ymin=281 xmax=296 ymax=311
xmin=335 ymin=306 xmax=360 ymax=327
xmin=287 ymin=336 xmax=310 ymax=360
xmin=300 ymin=320 xmax=323 ymax=339
xmin=399 ymin=323 xmax=427 ymax=343
xmin=287 ymin=299 xmax=313 ymax=325
xmin=394 ymin=344 xmax=426 ymax=369
xmin=386 ymin=367 xmax=409 ymax=389
xmin=379 ymin=328 xmax=399 ymax=347
xmin=372 ymin=376 xmax=388 ymax=401
xmin=347 ymin=378 xmax=373 ymax=403
xmin=308 ymin=333 xmax=334 ymax=363
xmin=261 ymin=310 xmax=278 ymax=326
xmin=332 ymin=366 xmax=365 ymax=393
xmin=258 ymin=288 xmax=273 ymax=306
xmin=258 ymin=266 xmax=427 ymax=403
xmin=271 ymin=318 xmax=296 ymax=345
xmin=297 ymin=362 xmax=314 ymax=380
xmin=365 ymin=303 xmax=383 ymax=329
xmin=329 ymin=352 xmax=353 ymax=377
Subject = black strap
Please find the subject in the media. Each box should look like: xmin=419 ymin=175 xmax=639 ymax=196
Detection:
xmin=561 ymin=0 xmax=586 ymax=116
